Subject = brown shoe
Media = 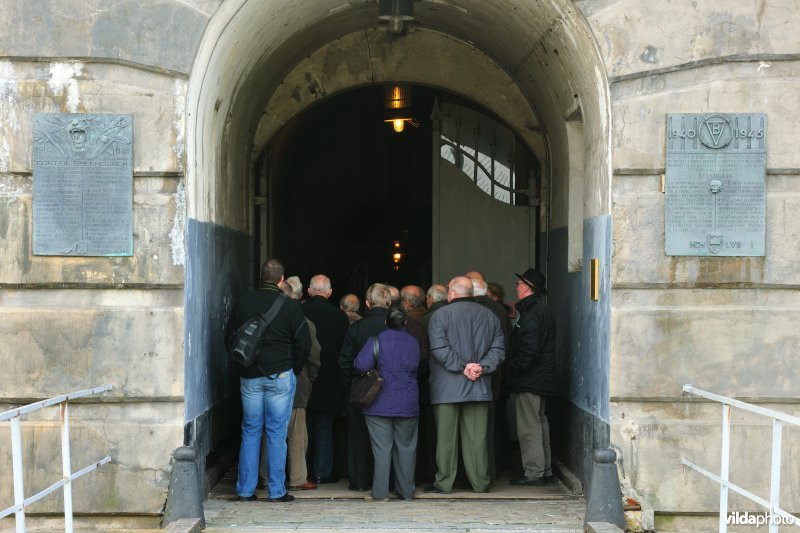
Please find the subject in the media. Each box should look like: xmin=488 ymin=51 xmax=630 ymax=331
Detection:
xmin=289 ymin=481 xmax=317 ymax=490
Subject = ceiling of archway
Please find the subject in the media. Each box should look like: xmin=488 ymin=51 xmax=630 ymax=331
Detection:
xmin=188 ymin=0 xmax=611 ymax=226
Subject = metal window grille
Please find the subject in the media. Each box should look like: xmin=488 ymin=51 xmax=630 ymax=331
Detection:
xmin=0 ymin=385 xmax=113 ymax=533
xmin=439 ymin=103 xmax=522 ymax=205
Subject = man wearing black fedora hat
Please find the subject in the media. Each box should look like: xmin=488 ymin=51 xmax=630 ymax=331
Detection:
xmin=507 ymin=267 xmax=558 ymax=486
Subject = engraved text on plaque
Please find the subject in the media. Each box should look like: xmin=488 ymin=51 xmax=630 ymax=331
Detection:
xmin=665 ymin=113 xmax=766 ymax=256
xmin=33 ymin=113 xmax=133 ymax=256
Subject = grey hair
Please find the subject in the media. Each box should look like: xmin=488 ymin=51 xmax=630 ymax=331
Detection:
xmin=471 ymin=277 xmax=487 ymax=296
xmin=427 ymin=284 xmax=447 ymax=303
xmin=286 ymin=276 xmax=303 ymax=299
xmin=339 ymin=294 xmax=360 ymax=313
xmin=309 ymin=274 xmax=332 ymax=295
xmin=366 ymin=283 xmax=392 ymax=308
xmin=401 ymin=285 xmax=425 ymax=309
xmin=384 ymin=284 xmax=400 ymax=304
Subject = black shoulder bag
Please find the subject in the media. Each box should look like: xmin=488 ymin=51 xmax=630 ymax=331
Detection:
xmin=227 ymin=293 xmax=288 ymax=368
xmin=349 ymin=336 xmax=384 ymax=407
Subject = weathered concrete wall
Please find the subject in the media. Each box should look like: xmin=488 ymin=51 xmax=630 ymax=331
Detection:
xmin=578 ymin=0 xmax=800 ymax=518
xmin=0 ymin=0 xmax=216 ymax=515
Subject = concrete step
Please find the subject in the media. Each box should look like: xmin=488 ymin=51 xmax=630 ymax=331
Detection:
xmin=202 ymin=497 xmax=587 ymax=532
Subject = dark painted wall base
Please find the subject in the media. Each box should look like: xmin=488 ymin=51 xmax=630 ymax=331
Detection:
xmin=549 ymin=398 xmax=610 ymax=490
xmin=184 ymin=218 xmax=252 ymax=494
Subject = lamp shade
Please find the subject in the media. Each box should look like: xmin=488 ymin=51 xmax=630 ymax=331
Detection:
xmin=378 ymin=0 xmax=414 ymax=21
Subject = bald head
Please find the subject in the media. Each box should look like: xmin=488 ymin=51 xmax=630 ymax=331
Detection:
xmin=308 ymin=274 xmax=332 ymax=299
xmin=465 ymin=270 xmax=485 ymax=282
xmin=400 ymin=285 xmax=425 ymax=311
xmin=447 ymin=276 xmax=474 ymax=302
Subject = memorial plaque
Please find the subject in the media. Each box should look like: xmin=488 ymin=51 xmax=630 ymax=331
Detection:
xmin=32 ymin=113 xmax=133 ymax=256
xmin=665 ymin=113 xmax=766 ymax=256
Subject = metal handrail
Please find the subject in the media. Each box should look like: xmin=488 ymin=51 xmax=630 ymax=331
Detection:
xmin=0 ymin=385 xmax=113 ymax=532
xmin=681 ymin=385 xmax=800 ymax=532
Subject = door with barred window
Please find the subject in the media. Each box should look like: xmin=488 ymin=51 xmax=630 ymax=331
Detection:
xmin=432 ymin=102 xmax=538 ymax=295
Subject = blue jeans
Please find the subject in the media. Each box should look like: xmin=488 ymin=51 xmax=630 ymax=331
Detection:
xmin=237 ymin=372 xmax=296 ymax=499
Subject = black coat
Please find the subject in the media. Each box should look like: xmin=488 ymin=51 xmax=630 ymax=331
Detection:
xmin=339 ymin=307 xmax=388 ymax=385
xmin=507 ymin=294 xmax=558 ymax=396
xmin=303 ymin=296 xmax=350 ymax=414
xmin=226 ymin=283 xmax=311 ymax=379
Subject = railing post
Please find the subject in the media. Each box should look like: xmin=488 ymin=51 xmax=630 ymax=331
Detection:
xmin=719 ymin=404 xmax=731 ymax=533
xmin=61 ymin=401 xmax=74 ymax=533
xmin=769 ymin=419 xmax=783 ymax=533
xmin=11 ymin=416 xmax=26 ymax=533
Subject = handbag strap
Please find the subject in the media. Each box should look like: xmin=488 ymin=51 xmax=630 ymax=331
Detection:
xmin=372 ymin=335 xmax=380 ymax=368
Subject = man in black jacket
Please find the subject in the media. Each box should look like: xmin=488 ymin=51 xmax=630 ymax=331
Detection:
xmin=338 ymin=283 xmax=391 ymax=491
xmin=507 ymin=267 xmax=557 ymax=486
xmin=304 ymin=274 xmax=350 ymax=485
xmin=227 ymin=259 xmax=311 ymax=502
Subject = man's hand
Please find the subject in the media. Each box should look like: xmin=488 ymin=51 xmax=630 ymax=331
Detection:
xmin=464 ymin=362 xmax=483 ymax=381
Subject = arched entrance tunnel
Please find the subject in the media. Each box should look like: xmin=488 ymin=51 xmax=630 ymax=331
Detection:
xmin=183 ymin=0 xmax=613 ymax=494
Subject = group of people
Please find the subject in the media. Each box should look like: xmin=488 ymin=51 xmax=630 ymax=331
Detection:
xmin=226 ymin=258 xmax=558 ymax=503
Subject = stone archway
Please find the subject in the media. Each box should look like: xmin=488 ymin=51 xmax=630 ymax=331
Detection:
xmin=184 ymin=0 xmax=612 ymax=487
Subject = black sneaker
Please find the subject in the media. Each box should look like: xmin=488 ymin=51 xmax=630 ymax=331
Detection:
xmin=266 ymin=493 xmax=295 ymax=503
xmin=509 ymin=477 xmax=547 ymax=486
xmin=423 ymin=484 xmax=452 ymax=494
xmin=236 ymin=494 xmax=258 ymax=501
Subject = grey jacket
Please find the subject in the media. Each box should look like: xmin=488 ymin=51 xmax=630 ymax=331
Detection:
xmin=427 ymin=298 xmax=505 ymax=405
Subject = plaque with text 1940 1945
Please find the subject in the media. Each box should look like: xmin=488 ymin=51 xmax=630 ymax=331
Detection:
xmin=32 ymin=113 xmax=133 ymax=256
xmin=665 ymin=113 xmax=766 ymax=256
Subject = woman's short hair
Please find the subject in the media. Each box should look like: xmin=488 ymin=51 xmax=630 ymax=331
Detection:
xmin=385 ymin=305 xmax=407 ymax=329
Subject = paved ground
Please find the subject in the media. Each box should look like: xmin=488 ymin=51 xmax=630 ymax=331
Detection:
xmin=204 ymin=498 xmax=587 ymax=532
xmin=204 ymin=468 xmax=586 ymax=532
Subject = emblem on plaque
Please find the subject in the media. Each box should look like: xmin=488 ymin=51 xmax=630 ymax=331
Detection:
xmin=706 ymin=233 xmax=723 ymax=254
xmin=698 ymin=114 xmax=733 ymax=149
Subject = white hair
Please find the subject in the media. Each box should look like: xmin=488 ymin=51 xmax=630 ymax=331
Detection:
xmin=286 ymin=276 xmax=303 ymax=299
xmin=471 ymin=277 xmax=487 ymax=296
xmin=309 ymin=274 xmax=332 ymax=295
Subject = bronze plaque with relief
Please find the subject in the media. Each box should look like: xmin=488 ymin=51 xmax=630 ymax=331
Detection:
xmin=32 ymin=113 xmax=133 ymax=256
xmin=665 ymin=113 xmax=766 ymax=256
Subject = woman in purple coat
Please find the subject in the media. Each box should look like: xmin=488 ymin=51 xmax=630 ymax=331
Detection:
xmin=354 ymin=306 xmax=420 ymax=501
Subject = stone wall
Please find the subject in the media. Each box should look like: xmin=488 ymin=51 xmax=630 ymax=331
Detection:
xmin=578 ymin=0 xmax=800 ymax=520
xmin=0 ymin=0 xmax=219 ymax=515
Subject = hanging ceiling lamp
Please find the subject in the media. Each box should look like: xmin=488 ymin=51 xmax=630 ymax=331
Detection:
xmin=378 ymin=0 xmax=414 ymax=35
xmin=383 ymin=85 xmax=419 ymax=133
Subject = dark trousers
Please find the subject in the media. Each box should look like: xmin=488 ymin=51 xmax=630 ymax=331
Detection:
xmin=346 ymin=400 xmax=372 ymax=489
xmin=415 ymin=403 xmax=437 ymax=482
xmin=365 ymin=416 xmax=418 ymax=499
xmin=308 ymin=411 xmax=335 ymax=479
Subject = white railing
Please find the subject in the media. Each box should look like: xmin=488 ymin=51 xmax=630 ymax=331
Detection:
xmin=0 ymin=385 xmax=113 ymax=533
xmin=681 ymin=384 xmax=800 ymax=532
